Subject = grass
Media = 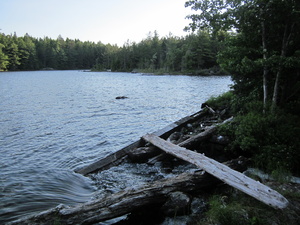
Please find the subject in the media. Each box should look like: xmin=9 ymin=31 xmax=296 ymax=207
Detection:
xmin=189 ymin=172 xmax=300 ymax=225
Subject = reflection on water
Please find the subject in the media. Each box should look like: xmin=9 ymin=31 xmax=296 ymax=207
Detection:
xmin=0 ymin=71 xmax=232 ymax=223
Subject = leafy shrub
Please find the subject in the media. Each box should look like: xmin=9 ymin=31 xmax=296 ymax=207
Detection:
xmin=219 ymin=109 xmax=300 ymax=174
xmin=206 ymin=91 xmax=234 ymax=111
xmin=205 ymin=196 xmax=252 ymax=225
xmin=207 ymin=91 xmax=300 ymax=174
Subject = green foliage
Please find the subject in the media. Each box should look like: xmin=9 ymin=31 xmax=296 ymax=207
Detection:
xmin=186 ymin=0 xmax=300 ymax=108
xmin=206 ymin=91 xmax=234 ymax=111
xmin=207 ymin=91 xmax=300 ymax=175
xmin=6 ymin=42 xmax=21 ymax=70
xmin=199 ymin=188 xmax=300 ymax=225
xmin=219 ymin=108 xmax=300 ymax=174
xmin=0 ymin=43 xmax=9 ymax=71
xmin=271 ymin=167 xmax=292 ymax=184
xmin=186 ymin=0 xmax=300 ymax=175
xmin=205 ymin=195 xmax=261 ymax=225
xmin=0 ymin=33 xmax=108 ymax=71
xmin=0 ymin=31 xmax=222 ymax=73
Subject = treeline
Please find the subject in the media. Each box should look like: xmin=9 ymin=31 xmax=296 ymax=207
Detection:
xmin=0 ymin=33 xmax=106 ymax=71
xmin=93 ymin=31 xmax=223 ymax=74
xmin=0 ymin=31 xmax=223 ymax=74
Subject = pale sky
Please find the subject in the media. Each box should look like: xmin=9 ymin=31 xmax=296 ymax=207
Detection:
xmin=0 ymin=0 xmax=193 ymax=46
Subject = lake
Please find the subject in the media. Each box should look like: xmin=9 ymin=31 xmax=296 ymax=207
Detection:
xmin=0 ymin=71 xmax=232 ymax=223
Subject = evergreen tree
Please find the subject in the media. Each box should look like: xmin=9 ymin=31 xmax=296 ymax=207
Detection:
xmin=0 ymin=30 xmax=221 ymax=74
xmin=185 ymin=0 xmax=300 ymax=110
xmin=0 ymin=43 xmax=9 ymax=71
xmin=6 ymin=42 xmax=21 ymax=70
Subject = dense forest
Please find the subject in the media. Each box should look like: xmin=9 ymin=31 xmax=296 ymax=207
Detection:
xmin=184 ymin=0 xmax=300 ymax=175
xmin=184 ymin=2 xmax=300 ymax=223
xmin=0 ymin=31 xmax=223 ymax=74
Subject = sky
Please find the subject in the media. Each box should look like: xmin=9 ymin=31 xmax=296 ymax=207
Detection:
xmin=0 ymin=0 xmax=193 ymax=46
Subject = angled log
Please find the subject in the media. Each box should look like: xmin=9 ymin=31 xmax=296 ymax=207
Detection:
xmin=146 ymin=117 xmax=234 ymax=164
xmin=147 ymin=117 xmax=233 ymax=164
xmin=178 ymin=116 xmax=233 ymax=149
xmin=205 ymin=105 xmax=216 ymax=114
xmin=143 ymin=133 xmax=289 ymax=209
xmin=75 ymin=140 xmax=140 ymax=175
xmin=9 ymin=157 xmax=248 ymax=225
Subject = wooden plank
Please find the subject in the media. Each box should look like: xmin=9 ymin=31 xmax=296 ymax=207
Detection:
xmin=143 ymin=134 xmax=289 ymax=209
xmin=76 ymin=110 xmax=207 ymax=175
xmin=147 ymin=117 xmax=233 ymax=164
xmin=75 ymin=140 xmax=141 ymax=175
xmin=152 ymin=110 xmax=207 ymax=138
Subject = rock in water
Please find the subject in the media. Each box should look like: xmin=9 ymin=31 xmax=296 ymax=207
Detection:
xmin=161 ymin=192 xmax=191 ymax=216
xmin=115 ymin=96 xmax=128 ymax=99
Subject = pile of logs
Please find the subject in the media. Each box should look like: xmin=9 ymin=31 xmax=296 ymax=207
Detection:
xmin=9 ymin=157 xmax=250 ymax=225
xmin=9 ymin=108 xmax=289 ymax=225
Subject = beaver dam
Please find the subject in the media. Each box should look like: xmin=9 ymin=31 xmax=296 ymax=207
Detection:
xmin=9 ymin=106 xmax=289 ymax=225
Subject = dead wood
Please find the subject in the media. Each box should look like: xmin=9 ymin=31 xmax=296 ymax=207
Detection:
xmin=128 ymin=146 xmax=160 ymax=163
xmin=178 ymin=116 xmax=233 ymax=149
xmin=146 ymin=117 xmax=233 ymax=164
xmin=76 ymin=110 xmax=208 ymax=175
xmin=143 ymin=134 xmax=289 ymax=209
xmin=9 ymin=157 xmax=248 ymax=225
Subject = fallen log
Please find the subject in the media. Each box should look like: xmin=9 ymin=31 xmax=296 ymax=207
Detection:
xmin=143 ymin=133 xmax=289 ymax=209
xmin=146 ymin=117 xmax=233 ymax=164
xmin=75 ymin=110 xmax=207 ymax=175
xmin=205 ymin=105 xmax=216 ymax=114
xmin=9 ymin=157 xmax=248 ymax=225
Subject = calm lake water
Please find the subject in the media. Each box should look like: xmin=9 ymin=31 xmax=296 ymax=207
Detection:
xmin=0 ymin=71 xmax=232 ymax=223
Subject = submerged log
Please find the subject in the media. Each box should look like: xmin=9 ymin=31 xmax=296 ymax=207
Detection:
xmin=75 ymin=110 xmax=208 ymax=175
xmin=9 ymin=157 xmax=248 ymax=225
xmin=128 ymin=146 xmax=160 ymax=163
xmin=75 ymin=140 xmax=141 ymax=175
xmin=143 ymin=134 xmax=289 ymax=209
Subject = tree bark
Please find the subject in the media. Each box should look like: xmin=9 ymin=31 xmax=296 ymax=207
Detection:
xmin=9 ymin=157 xmax=248 ymax=225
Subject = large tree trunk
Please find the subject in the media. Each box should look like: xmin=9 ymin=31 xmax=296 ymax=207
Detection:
xmin=9 ymin=158 xmax=248 ymax=225
xmin=143 ymin=134 xmax=289 ymax=209
xmin=261 ymin=20 xmax=269 ymax=111
xmin=272 ymin=22 xmax=295 ymax=110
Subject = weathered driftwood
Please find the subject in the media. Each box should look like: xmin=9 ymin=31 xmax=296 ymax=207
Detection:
xmin=178 ymin=116 xmax=233 ymax=149
xmin=147 ymin=153 xmax=168 ymax=165
xmin=75 ymin=110 xmax=207 ymax=175
xmin=75 ymin=140 xmax=140 ymax=175
xmin=146 ymin=117 xmax=233 ymax=164
xmin=205 ymin=105 xmax=216 ymax=114
xmin=9 ymin=157 xmax=247 ymax=225
xmin=143 ymin=134 xmax=289 ymax=209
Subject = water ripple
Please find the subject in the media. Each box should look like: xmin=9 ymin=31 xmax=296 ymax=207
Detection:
xmin=0 ymin=71 xmax=232 ymax=223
